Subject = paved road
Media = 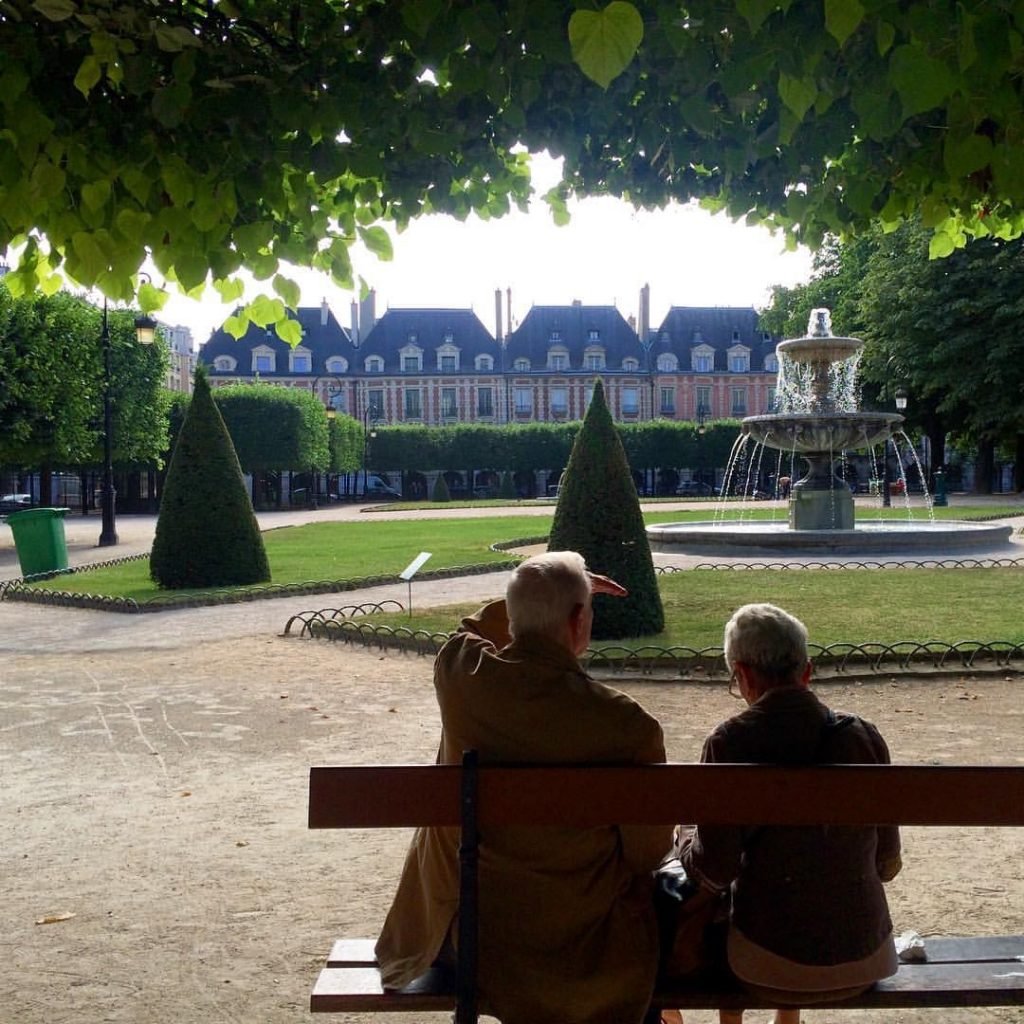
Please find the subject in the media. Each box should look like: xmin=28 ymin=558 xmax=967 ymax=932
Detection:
xmin=1 ymin=497 xmax=1021 ymax=656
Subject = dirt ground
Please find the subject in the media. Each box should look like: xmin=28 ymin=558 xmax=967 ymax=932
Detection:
xmin=3 ymin=629 xmax=1024 ymax=1024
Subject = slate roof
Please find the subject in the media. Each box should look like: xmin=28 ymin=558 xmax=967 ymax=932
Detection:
xmin=504 ymin=304 xmax=644 ymax=371
xmin=357 ymin=308 xmax=498 ymax=373
xmin=200 ymin=305 xmax=357 ymax=377
xmin=651 ymin=306 xmax=778 ymax=371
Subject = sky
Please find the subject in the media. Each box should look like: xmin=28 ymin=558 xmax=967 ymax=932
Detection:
xmin=159 ymin=154 xmax=816 ymax=347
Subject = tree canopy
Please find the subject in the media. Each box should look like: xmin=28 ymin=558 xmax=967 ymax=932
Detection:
xmin=4 ymin=1 xmax=1024 ymax=335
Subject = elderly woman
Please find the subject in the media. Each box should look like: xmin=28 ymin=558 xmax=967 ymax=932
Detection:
xmin=676 ymin=603 xmax=902 ymax=1024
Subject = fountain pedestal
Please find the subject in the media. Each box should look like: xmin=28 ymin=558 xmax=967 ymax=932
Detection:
xmin=789 ymin=454 xmax=853 ymax=530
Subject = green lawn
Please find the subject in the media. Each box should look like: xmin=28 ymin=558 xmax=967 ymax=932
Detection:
xmin=28 ymin=506 xmax=1022 ymax=623
xmin=358 ymin=567 xmax=1024 ymax=647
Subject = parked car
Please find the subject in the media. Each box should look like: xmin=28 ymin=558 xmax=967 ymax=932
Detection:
xmin=0 ymin=493 xmax=32 ymax=505
xmin=332 ymin=475 xmax=402 ymax=500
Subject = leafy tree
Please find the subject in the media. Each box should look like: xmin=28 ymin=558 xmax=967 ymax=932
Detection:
xmin=212 ymin=385 xmax=329 ymax=473
xmin=330 ymin=413 xmax=364 ymax=475
xmin=548 ymin=380 xmax=663 ymax=639
xmin=151 ymin=367 xmax=270 ymax=588
xmin=0 ymin=286 xmax=167 ymax=476
xmin=499 ymin=471 xmax=517 ymax=500
xmin=4 ymin=1 xmax=1023 ymax=333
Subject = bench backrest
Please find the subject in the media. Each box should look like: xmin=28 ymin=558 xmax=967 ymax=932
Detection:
xmin=309 ymin=756 xmax=1024 ymax=1024
xmin=309 ymin=760 xmax=1024 ymax=828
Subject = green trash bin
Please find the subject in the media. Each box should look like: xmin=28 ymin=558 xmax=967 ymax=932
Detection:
xmin=6 ymin=507 xmax=70 ymax=577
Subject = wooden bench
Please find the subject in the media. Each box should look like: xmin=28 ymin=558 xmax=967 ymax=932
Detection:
xmin=309 ymin=755 xmax=1024 ymax=1021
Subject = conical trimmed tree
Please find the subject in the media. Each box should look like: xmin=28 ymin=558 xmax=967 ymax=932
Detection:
xmin=548 ymin=379 xmax=664 ymax=639
xmin=150 ymin=366 xmax=271 ymax=588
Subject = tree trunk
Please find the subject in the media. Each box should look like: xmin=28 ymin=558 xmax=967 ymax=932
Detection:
xmin=974 ymin=439 xmax=995 ymax=494
xmin=39 ymin=464 xmax=53 ymax=505
xmin=1015 ymin=434 xmax=1024 ymax=493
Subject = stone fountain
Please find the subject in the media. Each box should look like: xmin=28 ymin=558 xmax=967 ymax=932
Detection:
xmin=647 ymin=309 xmax=1014 ymax=554
xmin=743 ymin=308 xmax=902 ymax=531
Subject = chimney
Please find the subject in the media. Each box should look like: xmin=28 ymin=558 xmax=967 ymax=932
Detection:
xmin=507 ymin=287 xmax=512 ymax=332
xmin=320 ymin=298 xmax=329 ymax=326
xmin=360 ymin=289 xmax=377 ymax=337
xmin=639 ymin=283 xmax=650 ymax=343
xmin=350 ymin=300 xmax=359 ymax=345
xmin=494 ymin=289 xmax=503 ymax=342
xmin=572 ymin=298 xmax=582 ymax=308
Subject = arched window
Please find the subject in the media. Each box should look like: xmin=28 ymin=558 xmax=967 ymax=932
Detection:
xmin=513 ymin=357 xmax=530 ymax=371
xmin=622 ymin=357 xmax=639 ymax=371
xmin=475 ymin=354 xmax=494 ymax=371
xmin=365 ymin=355 xmax=384 ymax=373
xmin=326 ymin=356 xmax=348 ymax=374
xmin=656 ymin=353 xmax=678 ymax=373
xmin=213 ymin=356 xmax=237 ymax=372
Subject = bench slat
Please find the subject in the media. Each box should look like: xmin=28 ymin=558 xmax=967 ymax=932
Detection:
xmin=309 ymin=764 xmax=1024 ymax=829
xmin=311 ymin=959 xmax=1024 ymax=1013
xmin=323 ymin=935 xmax=1024 ymax=969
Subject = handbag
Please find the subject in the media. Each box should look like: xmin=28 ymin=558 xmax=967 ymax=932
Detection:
xmin=654 ymin=857 xmax=727 ymax=979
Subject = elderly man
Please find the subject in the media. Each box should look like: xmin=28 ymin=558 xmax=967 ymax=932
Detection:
xmin=676 ymin=603 xmax=902 ymax=1024
xmin=375 ymin=551 xmax=669 ymax=1024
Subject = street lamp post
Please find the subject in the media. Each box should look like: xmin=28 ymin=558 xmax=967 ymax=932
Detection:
xmin=97 ymin=296 xmax=158 ymax=548
xmin=362 ymin=404 xmax=381 ymax=496
xmin=881 ymin=386 xmax=908 ymax=509
xmin=696 ymin=402 xmax=708 ymax=492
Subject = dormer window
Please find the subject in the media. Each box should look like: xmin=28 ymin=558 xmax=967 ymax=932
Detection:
xmin=588 ymin=328 xmax=601 ymax=341
xmin=584 ymin=346 xmax=605 ymax=371
xmin=657 ymin=353 xmax=678 ymax=373
xmin=622 ymin=357 xmax=639 ymax=371
xmin=693 ymin=328 xmax=704 ymax=343
xmin=549 ymin=329 xmax=561 ymax=342
xmin=764 ymin=353 xmax=779 ymax=373
xmin=732 ymin=329 xmax=741 ymax=342
xmin=691 ymin=345 xmax=714 ymax=373
xmin=289 ymin=346 xmax=312 ymax=373
xmin=443 ymin=330 xmax=454 ymax=343
xmin=365 ymin=355 xmax=384 ymax=373
xmin=436 ymin=342 xmax=460 ymax=372
xmin=399 ymin=343 xmax=423 ymax=372
xmin=514 ymin=357 xmax=530 ymax=371
xmin=326 ymin=356 xmax=348 ymax=374
xmin=252 ymin=345 xmax=276 ymax=374
xmin=407 ymin=332 xmax=418 ymax=343
xmin=475 ymin=354 xmax=494 ymax=371
xmin=213 ymin=355 xmax=237 ymax=372
xmin=728 ymin=345 xmax=751 ymax=373
xmin=547 ymin=345 xmax=570 ymax=372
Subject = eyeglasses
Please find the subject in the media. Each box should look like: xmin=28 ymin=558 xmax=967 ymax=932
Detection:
xmin=728 ymin=672 xmax=743 ymax=699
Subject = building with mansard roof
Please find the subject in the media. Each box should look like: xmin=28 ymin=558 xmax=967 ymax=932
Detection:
xmin=503 ymin=302 xmax=649 ymax=421
xmin=197 ymin=291 xmax=781 ymax=429
xmin=649 ymin=305 xmax=778 ymax=421
xmin=202 ymin=299 xmax=360 ymax=413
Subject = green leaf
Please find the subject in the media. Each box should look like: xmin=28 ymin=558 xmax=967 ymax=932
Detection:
xmin=33 ymin=0 xmax=76 ymax=22
xmin=70 ymin=231 xmax=106 ymax=280
xmin=224 ymin=313 xmax=250 ymax=339
xmin=943 ymin=132 xmax=993 ymax=179
xmin=543 ymin=187 xmax=571 ymax=227
xmin=888 ymin=44 xmax=957 ymax=118
xmin=876 ymin=21 xmax=896 ymax=56
xmin=29 ymin=158 xmax=66 ymax=201
xmin=138 ymin=279 xmax=166 ymax=312
xmin=73 ymin=55 xmax=102 ymax=97
xmin=928 ymin=230 xmax=957 ymax=258
xmin=276 ymin=318 xmax=302 ymax=346
xmin=213 ymin=277 xmax=245 ymax=303
xmin=778 ymin=72 xmax=817 ymax=121
xmin=569 ymin=2 xmax=643 ymax=90
xmin=115 ymin=208 xmax=150 ymax=243
xmin=247 ymin=293 xmax=285 ymax=327
xmin=38 ymin=271 xmax=63 ymax=296
xmin=155 ymin=24 xmax=199 ymax=52
xmin=736 ymin=0 xmax=778 ymax=34
xmin=825 ymin=0 xmax=864 ymax=47
xmin=121 ymin=168 xmax=152 ymax=205
xmin=272 ymin=273 xmax=301 ymax=309
xmin=175 ymin=253 xmax=207 ymax=290
xmin=81 ymin=179 xmax=110 ymax=212
xmin=356 ymin=224 xmax=393 ymax=260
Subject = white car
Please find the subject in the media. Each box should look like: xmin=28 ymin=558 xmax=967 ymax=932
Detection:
xmin=0 ymin=493 xmax=32 ymax=505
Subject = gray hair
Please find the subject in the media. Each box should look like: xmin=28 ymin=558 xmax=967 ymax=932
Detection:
xmin=723 ymin=603 xmax=809 ymax=686
xmin=506 ymin=551 xmax=590 ymax=639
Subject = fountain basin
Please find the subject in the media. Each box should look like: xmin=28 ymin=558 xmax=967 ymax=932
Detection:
xmin=777 ymin=334 xmax=863 ymax=363
xmin=743 ymin=412 xmax=903 ymax=453
xmin=647 ymin=519 xmax=1014 ymax=556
